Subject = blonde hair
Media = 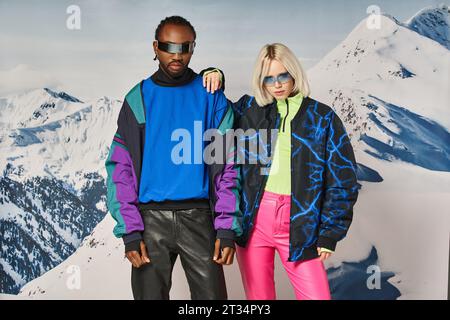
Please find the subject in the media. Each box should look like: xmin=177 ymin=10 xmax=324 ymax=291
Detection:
xmin=252 ymin=43 xmax=310 ymax=106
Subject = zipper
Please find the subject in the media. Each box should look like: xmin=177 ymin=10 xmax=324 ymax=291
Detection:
xmin=288 ymin=118 xmax=294 ymax=261
xmin=282 ymin=98 xmax=289 ymax=132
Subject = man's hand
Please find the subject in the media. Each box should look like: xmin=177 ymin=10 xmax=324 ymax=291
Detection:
xmin=203 ymin=71 xmax=222 ymax=94
xmin=213 ymin=239 xmax=235 ymax=265
xmin=126 ymin=240 xmax=151 ymax=268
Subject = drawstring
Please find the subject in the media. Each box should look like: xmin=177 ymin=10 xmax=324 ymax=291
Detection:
xmin=282 ymin=98 xmax=289 ymax=132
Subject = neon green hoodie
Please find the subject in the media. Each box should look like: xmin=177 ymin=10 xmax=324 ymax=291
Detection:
xmin=265 ymin=92 xmax=303 ymax=195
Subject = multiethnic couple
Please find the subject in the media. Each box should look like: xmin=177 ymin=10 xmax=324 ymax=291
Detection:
xmin=106 ymin=15 xmax=358 ymax=300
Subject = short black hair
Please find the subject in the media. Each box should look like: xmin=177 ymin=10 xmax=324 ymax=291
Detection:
xmin=154 ymin=16 xmax=196 ymax=41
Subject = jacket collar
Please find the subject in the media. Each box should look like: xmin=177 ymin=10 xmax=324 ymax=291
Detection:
xmin=151 ymin=66 xmax=197 ymax=87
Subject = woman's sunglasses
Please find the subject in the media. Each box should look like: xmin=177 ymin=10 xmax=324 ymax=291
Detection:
xmin=263 ymin=72 xmax=292 ymax=86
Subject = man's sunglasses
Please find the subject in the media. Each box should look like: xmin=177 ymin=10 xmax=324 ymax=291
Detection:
xmin=263 ymin=72 xmax=292 ymax=86
xmin=156 ymin=41 xmax=196 ymax=54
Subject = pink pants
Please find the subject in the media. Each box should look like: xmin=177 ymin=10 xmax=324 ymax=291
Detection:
xmin=236 ymin=190 xmax=331 ymax=300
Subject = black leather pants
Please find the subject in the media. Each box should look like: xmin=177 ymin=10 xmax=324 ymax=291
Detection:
xmin=131 ymin=208 xmax=227 ymax=300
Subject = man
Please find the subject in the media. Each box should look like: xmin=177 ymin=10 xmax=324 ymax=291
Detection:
xmin=105 ymin=16 xmax=241 ymax=300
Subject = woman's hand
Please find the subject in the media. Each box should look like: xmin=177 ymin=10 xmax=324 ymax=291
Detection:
xmin=317 ymin=247 xmax=332 ymax=261
xmin=203 ymin=71 xmax=222 ymax=94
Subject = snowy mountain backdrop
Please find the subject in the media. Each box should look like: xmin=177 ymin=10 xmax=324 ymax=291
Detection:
xmin=0 ymin=89 xmax=122 ymax=294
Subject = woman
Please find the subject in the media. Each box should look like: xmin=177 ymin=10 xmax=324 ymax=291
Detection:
xmin=204 ymin=43 xmax=359 ymax=300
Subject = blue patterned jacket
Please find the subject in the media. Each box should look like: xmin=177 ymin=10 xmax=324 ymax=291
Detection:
xmin=232 ymin=95 xmax=359 ymax=262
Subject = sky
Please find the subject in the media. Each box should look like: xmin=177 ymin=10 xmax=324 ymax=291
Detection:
xmin=0 ymin=0 xmax=449 ymax=100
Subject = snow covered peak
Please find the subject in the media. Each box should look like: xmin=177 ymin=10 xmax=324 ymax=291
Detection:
xmin=0 ymin=88 xmax=85 ymax=128
xmin=405 ymin=4 xmax=450 ymax=50
xmin=43 ymin=88 xmax=83 ymax=103
xmin=345 ymin=6 xmax=450 ymax=51
xmin=308 ymin=5 xmax=450 ymax=130
xmin=343 ymin=14 xmax=399 ymax=43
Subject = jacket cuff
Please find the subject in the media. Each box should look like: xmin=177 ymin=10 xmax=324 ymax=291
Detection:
xmin=216 ymin=229 xmax=235 ymax=240
xmin=122 ymin=231 xmax=142 ymax=245
xmin=216 ymin=229 xmax=236 ymax=249
xmin=123 ymin=232 xmax=142 ymax=253
xmin=219 ymin=238 xmax=235 ymax=250
xmin=317 ymin=236 xmax=337 ymax=251
xmin=124 ymin=239 xmax=141 ymax=253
